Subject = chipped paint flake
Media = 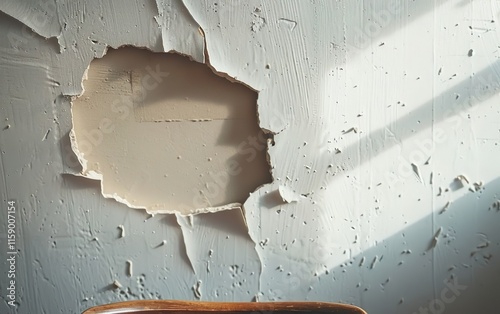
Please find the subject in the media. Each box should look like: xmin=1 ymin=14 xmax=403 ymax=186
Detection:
xmin=118 ymin=225 xmax=125 ymax=238
xmin=126 ymin=260 xmax=133 ymax=277
xmin=192 ymin=280 xmax=202 ymax=299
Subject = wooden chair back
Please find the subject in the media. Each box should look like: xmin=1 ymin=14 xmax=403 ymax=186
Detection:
xmin=82 ymin=300 xmax=367 ymax=314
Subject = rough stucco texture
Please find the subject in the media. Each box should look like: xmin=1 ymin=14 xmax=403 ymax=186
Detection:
xmin=1 ymin=1 xmax=500 ymax=314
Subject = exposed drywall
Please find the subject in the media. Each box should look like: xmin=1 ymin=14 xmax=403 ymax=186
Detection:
xmin=70 ymin=46 xmax=272 ymax=215
xmin=1 ymin=1 xmax=500 ymax=314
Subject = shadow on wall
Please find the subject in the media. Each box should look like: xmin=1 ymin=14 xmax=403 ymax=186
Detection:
xmin=276 ymin=0 xmax=500 ymax=199
xmin=291 ymin=178 xmax=500 ymax=314
xmin=341 ymin=0 xmax=449 ymax=52
xmin=334 ymin=61 xmax=500 ymax=169
xmin=302 ymin=60 xmax=500 ymax=198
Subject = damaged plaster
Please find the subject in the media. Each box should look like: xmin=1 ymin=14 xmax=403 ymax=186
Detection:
xmin=70 ymin=46 xmax=272 ymax=215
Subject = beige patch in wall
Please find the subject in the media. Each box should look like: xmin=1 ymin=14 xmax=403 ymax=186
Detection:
xmin=70 ymin=47 xmax=272 ymax=215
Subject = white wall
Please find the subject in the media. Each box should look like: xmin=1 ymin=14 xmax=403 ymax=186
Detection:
xmin=1 ymin=1 xmax=499 ymax=313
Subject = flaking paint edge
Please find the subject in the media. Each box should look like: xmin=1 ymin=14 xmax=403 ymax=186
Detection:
xmin=9 ymin=0 xmax=274 ymax=291
xmin=67 ymin=5 xmax=274 ymax=216
xmin=67 ymin=45 xmax=268 ymax=215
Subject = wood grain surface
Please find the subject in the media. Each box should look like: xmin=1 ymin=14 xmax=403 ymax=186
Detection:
xmin=82 ymin=300 xmax=367 ymax=314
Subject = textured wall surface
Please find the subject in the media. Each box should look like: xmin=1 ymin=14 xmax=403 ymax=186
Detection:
xmin=1 ymin=1 xmax=500 ymax=314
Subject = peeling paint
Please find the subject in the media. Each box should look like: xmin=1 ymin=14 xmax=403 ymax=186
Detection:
xmin=429 ymin=227 xmax=443 ymax=250
xmin=118 ymin=225 xmax=125 ymax=238
xmin=2 ymin=0 xmax=500 ymax=313
xmin=70 ymin=46 xmax=272 ymax=215
xmin=126 ymin=260 xmax=133 ymax=277
xmin=439 ymin=201 xmax=452 ymax=214
xmin=112 ymin=280 xmax=122 ymax=289
xmin=192 ymin=280 xmax=202 ymax=299
xmin=411 ymin=163 xmax=422 ymax=182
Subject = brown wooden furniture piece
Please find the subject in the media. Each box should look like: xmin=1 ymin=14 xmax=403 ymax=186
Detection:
xmin=82 ymin=300 xmax=367 ymax=314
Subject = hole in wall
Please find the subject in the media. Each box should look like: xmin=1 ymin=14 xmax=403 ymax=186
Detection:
xmin=70 ymin=46 xmax=272 ymax=215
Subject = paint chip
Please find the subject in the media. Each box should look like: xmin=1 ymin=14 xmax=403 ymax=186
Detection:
xmin=277 ymin=185 xmax=301 ymax=203
xmin=411 ymin=163 xmax=422 ymax=182
xmin=455 ymin=174 xmax=469 ymax=184
xmin=126 ymin=260 xmax=133 ymax=277
xmin=370 ymin=256 xmax=378 ymax=269
xmin=439 ymin=201 xmax=451 ymax=214
xmin=473 ymin=181 xmax=483 ymax=192
xmin=118 ymin=225 xmax=125 ymax=238
xmin=112 ymin=280 xmax=122 ymax=289
xmin=42 ymin=129 xmax=51 ymax=141
xmin=192 ymin=280 xmax=202 ymax=299
xmin=278 ymin=18 xmax=297 ymax=31
xmin=342 ymin=127 xmax=358 ymax=134
xmin=437 ymin=187 xmax=443 ymax=196
xmin=428 ymin=227 xmax=443 ymax=250
xmin=359 ymin=256 xmax=365 ymax=267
